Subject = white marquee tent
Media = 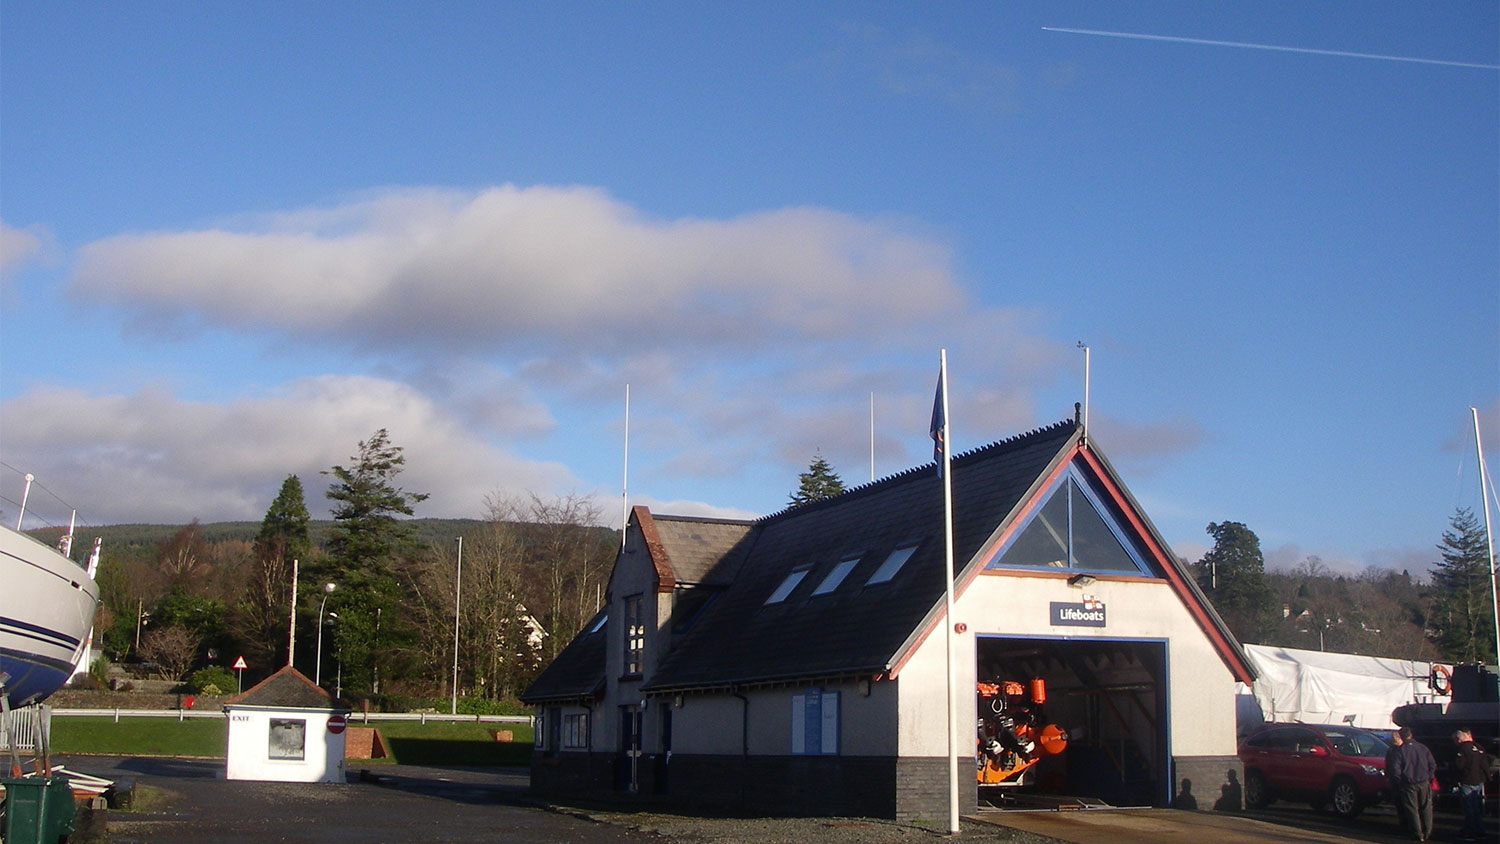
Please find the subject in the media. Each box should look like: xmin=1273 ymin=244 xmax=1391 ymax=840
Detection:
xmin=1237 ymin=644 xmax=1450 ymax=730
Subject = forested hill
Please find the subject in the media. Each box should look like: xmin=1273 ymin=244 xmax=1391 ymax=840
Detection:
xmin=33 ymin=518 xmax=617 ymax=552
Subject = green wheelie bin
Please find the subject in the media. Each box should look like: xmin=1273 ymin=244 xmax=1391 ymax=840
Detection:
xmin=1 ymin=776 xmax=76 ymax=844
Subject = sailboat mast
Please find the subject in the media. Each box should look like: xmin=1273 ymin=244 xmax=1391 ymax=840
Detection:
xmin=1471 ymin=407 xmax=1499 ymax=665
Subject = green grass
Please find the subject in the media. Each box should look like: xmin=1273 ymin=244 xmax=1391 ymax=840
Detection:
xmin=48 ymin=717 xmax=533 ymax=766
xmin=50 ymin=717 xmax=226 ymax=758
xmin=363 ymin=719 xmax=533 ymax=766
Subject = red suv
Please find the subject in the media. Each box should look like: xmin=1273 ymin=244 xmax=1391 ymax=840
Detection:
xmin=1239 ymin=723 xmax=1391 ymax=819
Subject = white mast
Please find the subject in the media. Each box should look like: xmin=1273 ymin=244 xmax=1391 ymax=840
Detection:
xmin=16 ymin=473 xmax=33 ymax=531
xmin=452 ymin=536 xmax=462 ymax=715
xmin=1471 ymin=407 xmax=1498 ymax=664
xmin=936 ymin=350 xmax=959 ymax=834
xmin=287 ymin=559 xmax=299 ymax=667
xmin=1077 ymin=341 xmax=1090 ymax=433
xmin=621 ymin=384 xmax=630 ymax=549
xmin=869 ymin=392 xmax=876 ymax=482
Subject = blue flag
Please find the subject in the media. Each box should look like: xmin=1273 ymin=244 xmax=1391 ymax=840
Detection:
xmin=930 ymin=367 xmax=946 ymax=474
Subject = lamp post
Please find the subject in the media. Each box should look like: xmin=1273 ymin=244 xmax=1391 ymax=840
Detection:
xmin=315 ymin=582 xmax=336 ymax=686
xmin=134 ymin=599 xmax=151 ymax=652
xmin=451 ymin=536 xmax=462 ymax=716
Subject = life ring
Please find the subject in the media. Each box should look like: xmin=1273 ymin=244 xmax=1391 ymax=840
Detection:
xmin=1430 ymin=664 xmax=1452 ymax=694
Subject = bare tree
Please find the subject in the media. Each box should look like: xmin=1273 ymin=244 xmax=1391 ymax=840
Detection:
xmin=139 ymin=625 xmax=202 ymax=680
xmin=517 ymin=493 xmax=609 ymax=661
xmin=157 ymin=520 xmax=212 ymax=590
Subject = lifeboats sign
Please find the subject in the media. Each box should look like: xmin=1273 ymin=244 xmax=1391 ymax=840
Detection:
xmin=1050 ymin=595 xmax=1106 ymax=627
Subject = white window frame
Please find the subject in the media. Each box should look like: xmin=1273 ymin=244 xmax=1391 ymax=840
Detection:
xmin=764 ymin=567 xmax=811 ymax=604
xmin=812 ymin=556 xmax=861 ymax=595
xmin=790 ymin=688 xmax=840 ymax=755
xmin=866 ymin=543 xmax=919 ymax=585
xmin=562 ymin=713 xmax=590 ymax=749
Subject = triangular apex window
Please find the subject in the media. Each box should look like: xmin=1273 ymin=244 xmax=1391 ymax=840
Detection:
xmin=989 ymin=466 xmax=1152 ymax=575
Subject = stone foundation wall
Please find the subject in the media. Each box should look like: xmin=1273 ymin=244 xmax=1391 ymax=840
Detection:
xmin=1171 ymin=755 xmax=1244 ymax=812
xmin=528 ymin=751 xmax=903 ymax=819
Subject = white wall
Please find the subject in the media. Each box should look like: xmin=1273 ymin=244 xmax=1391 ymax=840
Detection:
xmin=898 ymin=573 xmax=1240 ymax=758
xmin=225 ymin=706 xmax=346 ymax=784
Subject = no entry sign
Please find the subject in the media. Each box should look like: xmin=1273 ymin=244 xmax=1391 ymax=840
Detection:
xmin=327 ymin=714 xmax=347 ymax=734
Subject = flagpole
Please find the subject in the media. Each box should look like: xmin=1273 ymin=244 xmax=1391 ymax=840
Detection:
xmin=939 ymin=350 xmax=959 ymax=834
xmin=621 ymin=384 xmax=630 ymax=550
xmin=1472 ymin=407 xmax=1498 ymax=664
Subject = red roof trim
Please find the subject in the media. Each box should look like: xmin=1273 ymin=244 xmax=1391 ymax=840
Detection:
xmin=888 ymin=447 xmax=1075 ymax=678
xmin=1076 ymin=447 xmax=1255 ymax=684
xmin=633 ymin=505 xmax=677 ymax=593
xmin=889 ymin=438 xmax=1254 ymax=686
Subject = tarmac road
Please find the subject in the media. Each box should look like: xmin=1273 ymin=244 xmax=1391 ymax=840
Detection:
xmin=54 ymin=756 xmax=659 ymax=844
xmin=45 ymin=756 xmax=1494 ymax=844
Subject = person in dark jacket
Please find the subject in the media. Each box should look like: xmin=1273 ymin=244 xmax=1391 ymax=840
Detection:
xmin=1452 ymin=728 xmax=1494 ymax=841
xmin=1385 ymin=730 xmax=1408 ymax=834
xmin=1390 ymin=726 xmax=1437 ymax=842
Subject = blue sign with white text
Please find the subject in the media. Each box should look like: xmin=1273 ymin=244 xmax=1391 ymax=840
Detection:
xmin=1050 ymin=597 xmax=1106 ymax=627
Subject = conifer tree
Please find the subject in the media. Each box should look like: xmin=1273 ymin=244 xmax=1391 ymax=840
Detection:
xmin=1194 ymin=521 xmax=1274 ymax=643
xmin=789 ymin=453 xmax=845 ymax=506
xmin=324 ymin=428 xmax=429 ymax=577
xmin=1429 ymin=507 xmax=1496 ymax=663
xmin=236 ymin=475 xmax=312 ymax=670
xmin=322 ymin=428 xmax=428 ymax=692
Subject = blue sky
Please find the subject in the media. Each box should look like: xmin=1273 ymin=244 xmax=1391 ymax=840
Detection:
xmin=1 ymin=2 xmax=1495 ymax=575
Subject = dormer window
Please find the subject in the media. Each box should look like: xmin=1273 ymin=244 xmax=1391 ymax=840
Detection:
xmin=765 ymin=566 xmax=811 ymax=604
xmin=811 ymin=555 xmax=861 ymax=595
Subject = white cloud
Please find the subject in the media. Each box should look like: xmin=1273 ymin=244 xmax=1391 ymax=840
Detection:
xmin=0 ymin=375 xmax=581 ymax=526
xmin=70 ymin=185 xmax=964 ymax=358
xmin=60 ymin=185 xmax=1107 ymax=506
xmin=0 ymin=221 xmax=46 ymax=279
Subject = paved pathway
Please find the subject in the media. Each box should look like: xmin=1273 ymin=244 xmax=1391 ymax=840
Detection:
xmin=979 ymin=809 xmax=1376 ymax=844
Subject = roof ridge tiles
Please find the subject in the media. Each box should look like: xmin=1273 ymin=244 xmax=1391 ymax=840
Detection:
xmin=757 ymin=418 xmax=1077 ymax=524
xmin=652 ymin=513 xmax=758 ymax=526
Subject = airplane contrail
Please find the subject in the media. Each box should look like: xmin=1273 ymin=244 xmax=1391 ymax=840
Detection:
xmin=1042 ymin=26 xmax=1500 ymax=71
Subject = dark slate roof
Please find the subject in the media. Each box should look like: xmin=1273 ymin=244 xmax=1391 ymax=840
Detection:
xmin=519 ymin=608 xmax=608 ymax=704
xmin=643 ymin=420 xmax=1080 ymax=691
xmin=223 ymin=665 xmax=345 ymax=710
xmin=652 ymin=515 xmax=755 ymax=585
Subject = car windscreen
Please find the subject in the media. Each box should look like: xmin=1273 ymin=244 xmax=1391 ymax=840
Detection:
xmin=1323 ymin=729 xmax=1389 ymax=757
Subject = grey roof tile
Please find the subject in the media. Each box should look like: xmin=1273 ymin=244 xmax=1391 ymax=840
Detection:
xmin=644 ymin=421 xmax=1079 ymax=691
xmin=224 ymin=665 xmax=344 ymax=710
xmin=520 ymin=608 xmax=608 ymax=703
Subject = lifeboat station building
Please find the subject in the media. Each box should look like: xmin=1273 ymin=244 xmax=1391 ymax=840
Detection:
xmin=522 ymin=419 xmax=1255 ymax=824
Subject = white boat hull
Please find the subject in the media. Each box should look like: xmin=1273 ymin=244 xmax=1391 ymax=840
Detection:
xmin=0 ymin=525 xmax=100 ymax=706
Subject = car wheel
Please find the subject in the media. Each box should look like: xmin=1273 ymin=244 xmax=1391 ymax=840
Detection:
xmin=1329 ymin=777 xmax=1363 ymax=820
xmin=1244 ymin=769 xmax=1271 ymax=809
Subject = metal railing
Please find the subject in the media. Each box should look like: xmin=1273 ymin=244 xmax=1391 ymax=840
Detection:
xmin=49 ymin=708 xmax=530 ymax=724
xmin=0 ymin=703 xmax=49 ymax=753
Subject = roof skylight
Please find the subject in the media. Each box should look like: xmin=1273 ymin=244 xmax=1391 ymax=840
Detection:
xmin=765 ymin=567 xmax=811 ymax=604
xmin=866 ymin=544 xmax=919 ymax=585
xmin=811 ymin=556 xmax=861 ymax=595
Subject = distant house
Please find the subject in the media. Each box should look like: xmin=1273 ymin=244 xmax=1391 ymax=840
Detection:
xmin=522 ymin=418 xmax=1254 ymax=823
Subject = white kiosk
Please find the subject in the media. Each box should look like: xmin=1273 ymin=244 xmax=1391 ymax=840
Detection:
xmin=223 ymin=666 xmax=349 ymax=784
